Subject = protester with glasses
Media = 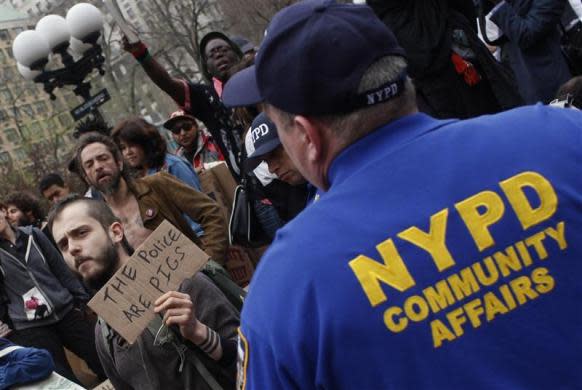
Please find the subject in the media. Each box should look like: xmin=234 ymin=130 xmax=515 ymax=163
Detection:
xmin=163 ymin=110 xmax=225 ymax=173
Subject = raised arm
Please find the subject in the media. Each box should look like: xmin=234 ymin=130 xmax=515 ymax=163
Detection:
xmin=123 ymin=37 xmax=186 ymax=106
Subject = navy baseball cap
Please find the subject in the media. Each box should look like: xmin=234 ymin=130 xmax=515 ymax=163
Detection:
xmin=246 ymin=113 xmax=281 ymax=170
xmin=222 ymin=0 xmax=407 ymax=115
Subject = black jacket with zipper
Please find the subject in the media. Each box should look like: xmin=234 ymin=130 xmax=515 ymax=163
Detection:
xmin=0 ymin=227 xmax=89 ymax=330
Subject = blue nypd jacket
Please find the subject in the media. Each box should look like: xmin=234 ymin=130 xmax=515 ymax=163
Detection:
xmin=238 ymin=105 xmax=582 ymax=389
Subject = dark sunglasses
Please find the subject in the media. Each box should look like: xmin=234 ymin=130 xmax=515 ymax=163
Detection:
xmin=170 ymin=122 xmax=194 ymax=134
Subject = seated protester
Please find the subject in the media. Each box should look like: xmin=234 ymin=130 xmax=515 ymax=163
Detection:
xmin=48 ymin=196 xmax=239 ymax=390
xmin=0 ymin=203 xmax=104 ymax=384
xmin=5 ymin=193 xmax=44 ymax=230
xmin=5 ymin=192 xmax=56 ymax=247
xmin=38 ymin=173 xmax=71 ymax=205
xmin=111 ymin=117 xmax=205 ymax=237
xmin=0 ymin=338 xmax=54 ymax=390
xmin=163 ymin=111 xmax=225 ymax=172
xmin=112 ymin=117 xmax=202 ymax=190
xmin=243 ymin=113 xmax=313 ymax=240
xmin=73 ymin=132 xmax=229 ymax=265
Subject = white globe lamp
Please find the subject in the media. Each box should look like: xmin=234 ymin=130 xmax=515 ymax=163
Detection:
xmin=17 ymin=63 xmax=41 ymax=81
xmin=66 ymin=3 xmax=104 ymax=44
xmin=12 ymin=30 xmax=50 ymax=69
xmin=36 ymin=15 xmax=71 ymax=52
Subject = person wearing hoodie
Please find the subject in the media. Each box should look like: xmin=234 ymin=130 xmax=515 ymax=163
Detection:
xmin=0 ymin=202 xmax=104 ymax=384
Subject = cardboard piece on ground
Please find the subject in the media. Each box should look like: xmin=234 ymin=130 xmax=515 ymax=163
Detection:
xmin=88 ymin=220 xmax=209 ymax=344
xmin=13 ymin=372 xmax=86 ymax=389
xmin=65 ymin=348 xmax=100 ymax=388
xmin=93 ymin=380 xmax=115 ymax=390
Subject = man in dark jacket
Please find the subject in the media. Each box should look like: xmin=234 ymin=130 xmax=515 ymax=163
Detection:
xmin=488 ymin=0 xmax=572 ymax=103
xmin=49 ymin=196 xmax=239 ymax=390
xmin=368 ymin=0 xmax=523 ymax=118
xmin=123 ymin=32 xmax=245 ymax=180
xmin=0 ymin=203 xmax=104 ymax=383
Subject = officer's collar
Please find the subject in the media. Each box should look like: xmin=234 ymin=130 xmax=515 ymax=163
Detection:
xmin=327 ymin=113 xmax=454 ymax=189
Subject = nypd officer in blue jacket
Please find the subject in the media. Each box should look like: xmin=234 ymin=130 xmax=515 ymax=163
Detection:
xmin=223 ymin=0 xmax=582 ymax=389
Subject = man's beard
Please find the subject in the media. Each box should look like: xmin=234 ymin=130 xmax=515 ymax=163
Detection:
xmin=94 ymin=170 xmax=122 ymax=196
xmin=82 ymin=239 xmax=120 ymax=290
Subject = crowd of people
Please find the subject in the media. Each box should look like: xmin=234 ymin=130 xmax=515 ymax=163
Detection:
xmin=2 ymin=0 xmax=582 ymax=388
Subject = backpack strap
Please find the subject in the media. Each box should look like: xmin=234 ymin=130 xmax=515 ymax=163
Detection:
xmin=98 ymin=317 xmax=116 ymax=362
xmin=202 ymin=260 xmax=246 ymax=312
xmin=147 ymin=315 xmax=224 ymax=390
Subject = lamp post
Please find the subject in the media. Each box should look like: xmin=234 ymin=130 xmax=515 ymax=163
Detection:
xmin=12 ymin=3 xmax=109 ymax=124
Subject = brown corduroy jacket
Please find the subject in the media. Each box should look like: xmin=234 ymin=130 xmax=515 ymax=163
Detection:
xmin=129 ymin=172 xmax=228 ymax=265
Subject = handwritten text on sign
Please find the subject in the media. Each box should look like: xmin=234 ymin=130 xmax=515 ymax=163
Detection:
xmin=88 ymin=220 xmax=209 ymax=344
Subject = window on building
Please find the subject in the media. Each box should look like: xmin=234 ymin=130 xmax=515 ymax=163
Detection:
xmin=21 ymin=124 xmax=32 ymax=139
xmin=13 ymin=148 xmax=28 ymax=161
xmin=35 ymin=101 xmax=48 ymax=114
xmin=51 ymin=98 xmax=64 ymax=111
xmin=4 ymin=128 xmax=19 ymax=143
xmin=3 ymin=67 xmax=15 ymax=80
xmin=0 ymin=151 xmax=11 ymax=165
xmin=0 ymin=30 xmax=9 ymax=41
xmin=27 ymin=86 xmax=40 ymax=98
xmin=30 ymin=122 xmax=42 ymax=134
xmin=20 ymin=104 xmax=34 ymax=117
xmin=0 ymin=89 xmax=13 ymax=101
xmin=59 ymin=113 xmax=73 ymax=127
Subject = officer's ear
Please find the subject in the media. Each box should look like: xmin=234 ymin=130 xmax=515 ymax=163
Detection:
xmin=292 ymin=115 xmax=325 ymax=166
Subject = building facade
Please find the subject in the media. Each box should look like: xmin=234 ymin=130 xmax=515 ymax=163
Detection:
xmin=0 ymin=4 xmax=77 ymax=176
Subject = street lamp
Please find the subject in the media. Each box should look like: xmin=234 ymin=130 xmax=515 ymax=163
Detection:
xmin=12 ymin=2 xmax=108 ymax=123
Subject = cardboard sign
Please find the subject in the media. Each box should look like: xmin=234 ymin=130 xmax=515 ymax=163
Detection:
xmin=93 ymin=380 xmax=115 ymax=390
xmin=88 ymin=220 xmax=209 ymax=344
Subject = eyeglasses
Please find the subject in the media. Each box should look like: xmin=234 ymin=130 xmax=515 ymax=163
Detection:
xmin=170 ymin=122 xmax=194 ymax=134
